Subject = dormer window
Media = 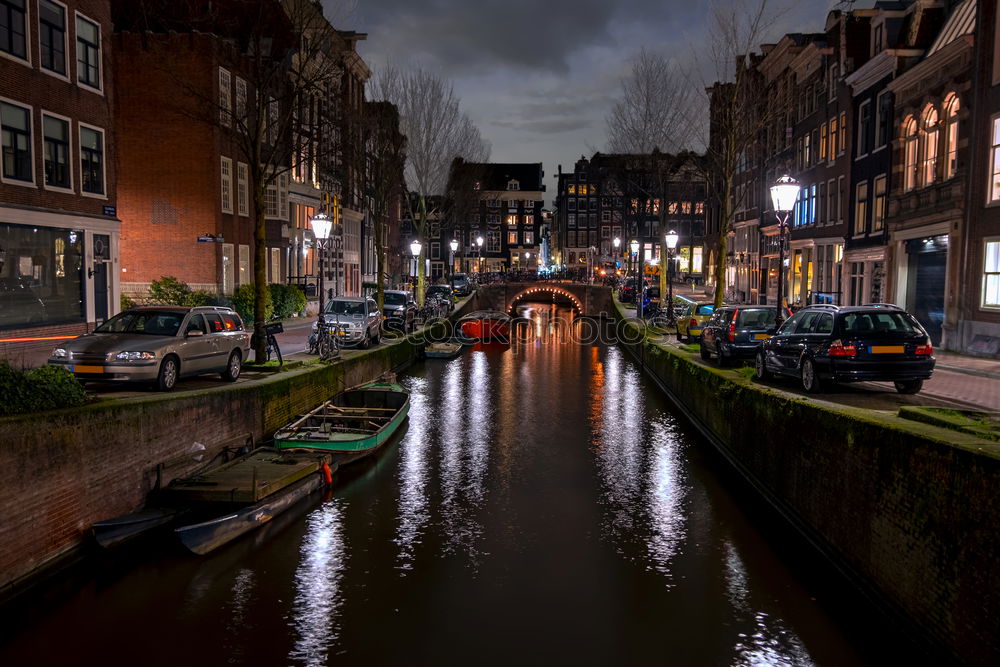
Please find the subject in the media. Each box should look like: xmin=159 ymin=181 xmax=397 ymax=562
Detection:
xmin=507 ymin=179 xmax=520 ymax=191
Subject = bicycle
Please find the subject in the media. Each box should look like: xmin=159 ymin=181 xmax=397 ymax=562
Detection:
xmin=309 ymin=314 xmax=341 ymax=361
xmin=251 ymin=317 xmax=284 ymax=365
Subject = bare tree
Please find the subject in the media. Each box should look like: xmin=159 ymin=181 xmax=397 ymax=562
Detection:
xmin=371 ymin=66 xmax=490 ymax=304
xmin=698 ymin=0 xmax=778 ymax=307
xmin=605 ymin=48 xmax=697 ymax=154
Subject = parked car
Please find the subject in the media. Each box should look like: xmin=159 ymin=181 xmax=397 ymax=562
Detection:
xmin=382 ymin=290 xmax=417 ymax=332
xmin=618 ymin=277 xmax=650 ymax=304
xmin=324 ymin=296 xmax=382 ymax=348
xmin=426 ymin=285 xmax=454 ymax=312
xmin=451 ymin=273 xmax=473 ymax=296
xmin=642 ymin=286 xmax=661 ymax=313
xmin=754 ymin=304 xmax=936 ymax=394
xmin=700 ymin=306 xmax=787 ymax=365
xmin=675 ymin=302 xmax=717 ymax=342
xmin=48 ymin=306 xmax=250 ymax=391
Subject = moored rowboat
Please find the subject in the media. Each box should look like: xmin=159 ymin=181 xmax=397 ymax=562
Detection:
xmin=425 ymin=342 xmax=463 ymax=359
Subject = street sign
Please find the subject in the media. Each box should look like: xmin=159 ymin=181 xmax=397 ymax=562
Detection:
xmin=197 ymin=235 xmax=224 ymax=243
xmin=102 ymin=206 xmax=116 ymax=217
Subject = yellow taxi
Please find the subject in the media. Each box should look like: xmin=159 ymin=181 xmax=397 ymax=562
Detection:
xmin=675 ymin=301 xmax=717 ymax=342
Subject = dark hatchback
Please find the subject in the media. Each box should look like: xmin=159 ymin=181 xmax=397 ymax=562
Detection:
xmin=754 ymin=304 xmax=935 ymax=394
xmin=700 ymin=306 xmax=786 ymax=365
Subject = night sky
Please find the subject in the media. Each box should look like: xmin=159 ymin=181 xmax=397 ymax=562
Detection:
xmin=334 ymin=0 xmax=840 ymax=202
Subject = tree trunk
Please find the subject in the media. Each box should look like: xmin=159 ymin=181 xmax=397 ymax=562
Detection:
xmin=416 ymin=195 xmax=428 ymax=306
xmin=253 ymin=182 xmax=268 ymax=359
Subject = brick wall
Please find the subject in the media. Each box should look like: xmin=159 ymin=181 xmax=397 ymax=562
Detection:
xmin=615 ymin=306 xmax=1000 ymax=665
xmin=0 ymin=336 xmax=421 ymax=600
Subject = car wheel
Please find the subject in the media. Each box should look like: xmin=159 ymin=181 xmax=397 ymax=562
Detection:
xmin=754 ymin=351 xmax=772 ymax=380
xmin=894 ymin=379 xmax=923 ymax=394
xmin=374 ymin=329 xmax=382 ymax=345
xmin=156 ymin=356 xmax=179 ymax=392
xmin=361 ymin=332 xmax=370 ymax=349
xmin=221 ymin=350 xmax=241 ymax=381
xmin=800 ymin=358 xmax=823 ymax=393
xmin=699 ymin=343 xmax=711 ymax=360
xmin=717 ymin=344 xmax=730 ymax=367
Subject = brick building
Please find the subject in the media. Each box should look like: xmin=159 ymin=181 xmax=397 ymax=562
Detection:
xmin=0 ymin=0 xmax=119 ymax=352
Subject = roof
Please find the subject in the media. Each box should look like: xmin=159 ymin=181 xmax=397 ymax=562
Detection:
xmin=454 ymin=161 xmax=545 ymax=192
xmin=926 ymin=0 xmax=975 ymax=57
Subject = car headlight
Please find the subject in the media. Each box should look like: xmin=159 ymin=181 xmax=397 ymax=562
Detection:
xmin=113 ymin=351 xmax=156 ymax=361
xmin=52 ymin=348 xmax=68 ymax=358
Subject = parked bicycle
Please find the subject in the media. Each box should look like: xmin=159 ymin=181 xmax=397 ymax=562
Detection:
xmin=307 ymin=314 xmax=341 ymax=361
xmin=252 ymin=317 xmax=283 ymax=365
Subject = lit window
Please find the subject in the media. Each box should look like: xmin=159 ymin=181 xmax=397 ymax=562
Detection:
xmin=904 ymin=116 xmax=918 ymax=191
xmin=920 ymin=104 xmax=939 ymax=186
xmin=507 ymin=231 xmax=517 ymax=245
xmin=524 ymin=231 xmax=534 ymax=245
xmin=567 ymin=184 xmax=576 ymax=194
xmin=984 ymin=240 xmax=1000 ymax=308
xmin=854 ymin=180 xmax=868 ymax=236
xmin=76 ymin=13 xmax=101 ymax=89
xmin=839 ymin=112 xmax=847 ymax=153
xmin=829 ymin=116 xmax=838 ymax=163
xmin=506 ymin=214 xmax=518 ymax=225
xmin=944 ymin=93 xmax=959 ymax=179
xmin=873 ymin=175 xmax=886 ymax=231
xmin=819 ymin=123 xmax=827 ymax=161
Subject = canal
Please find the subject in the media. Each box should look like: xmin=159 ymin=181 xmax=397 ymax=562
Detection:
xmin=0 ymin=302 xmax=919 ymax=666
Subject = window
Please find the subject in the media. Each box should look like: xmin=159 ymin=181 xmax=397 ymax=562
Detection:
xmin=819 ymin=122 xmax=827 ymax=161
xmin=1 ymin=0 xmax=27 ymax=60
xmin=222 ymin=243 xmax=235 ymax=295
xmin=904 ymin=116 xmax=918 ymax=192
xmin=601 ymin=210 xmax=611 ymax=223
xmin=854 ymin=180 xmax=869 ymax=236
xmin=873 ymin=175 xmax=886 ymax=232
xmin=829 ymin=116 xmax=838 ymax=163
xmin=506 ymin=214 xmax=518 ymax=226
xmin=235 ymin=77 xmax=247 ymax=124
xmin=76 ymin=13 xmax=100 ymax=89
xmin=218 ymin=68 xmax=231 ymax=128
xmin=487 ymin=231 xmax=500 ymax=252
xmin=236 ymin=162 xmax=248 ymax=216
xmin=809 ymin=184 xmax=817 ymax=224
xmin=507 ymin=180 xmax=519 ymax=191
xmin=796 ymin=137 xmax=803 ymax=170
xmin=857 ymin=100 xmax=872 ymax=157
xmin=39 ymin=0 xmax=66 ymax=75
xmin=829 ymin=63 xmax=838 ymax=99
xmin=992 ymin=117 xmax=1000 ymax=202
xmin=524 ymin=231 xmax=534 ymax=245
xmin=567 ymin=198 xmax=576 ymax=211
xmin=876 ymin=91 xmax=892 ymax=149
xmin=874 ymin=24 xmax=884 ymax=54
xmin=920 ymin=104 xmax=939 ymax=186
xmin=983 ymin=240 xmax=1000 ymax=308
xmin=220 ymin=157 xmax=233 ymax=213
xmin=42 ymin=114 xmax=69 ymax=189
xmin=507 ymin=231 xmax=517 ymax=245
xmin=524 ymin=214 xmax=534 ymax=225
xmin=827 ymin=179 xmax=836 ymax=223
xmin=944 ymin=93 xmax=959 ymax=179
xmin=79 ymin=125 xmax=104 ymax=194
xmin=567 ymin=213 xmax=576 ymax=227
xmin=238 ymin=244 xmax=250 ymax=286
xmin=523 ymin=199 xmax=533 ymax=209
xmin=838 ymin=112 xmax=847 ymax=154
xmin=804 ymin=133 xmax=811 ymax=166
xmin=1 ymin=101 xmax=32 ymax=182
xmin=817 ymin=182 xmax=826 ymax=224
xmin=837 ymin=176 xmax=844 ymax=222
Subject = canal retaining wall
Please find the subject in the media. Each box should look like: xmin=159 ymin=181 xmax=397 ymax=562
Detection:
xmin=613 ymin=304 xmax=1000 ymax=665
xmin=0 ymin=334 xmax=427 ymax=601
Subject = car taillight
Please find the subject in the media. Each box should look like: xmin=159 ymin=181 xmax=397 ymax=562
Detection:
xmin=915 ymin=344 xmax=933 ymax=355
xmin=727 ymin=310 xmax=738 ymax=342
xmin=828 ymin=339 xmax=857 ymax=356
xmin=689 ymin=318 xmax=698 ymax=328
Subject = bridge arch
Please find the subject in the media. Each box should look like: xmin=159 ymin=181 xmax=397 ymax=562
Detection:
xmin=505 ymin=285 xmax=584 ymax=314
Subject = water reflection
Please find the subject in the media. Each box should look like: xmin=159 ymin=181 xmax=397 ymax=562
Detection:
xmin=645 ymin=417 xmax=686 ymax=577
xmin=394 ymin=377 xmax=431 ymax=571
xmin=289 ymin=499 xmax=347 ymax=666
xmin=223 ymin=568 xmax=255 ymax=663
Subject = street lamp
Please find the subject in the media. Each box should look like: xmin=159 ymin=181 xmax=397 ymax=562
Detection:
xmin=409 ymin=239 xmax=422 ymax=292
xmin=449 ymin=238 xmax=459 ymax=296
xmin=309 ymin=211 xmax=332 ymax=315
xmin=769 ymin=175 xmax=800 ymax=325
xmin=476 ymin=235 xmax=484 ymax=274
xmin=629 ymin=239 xmax=641 ymax=318
xmin=665 ymin=229 xmax=679 ymax=326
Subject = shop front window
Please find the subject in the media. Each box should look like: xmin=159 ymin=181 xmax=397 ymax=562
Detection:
xmin=0 ymin=222 xmax=84 ymax=328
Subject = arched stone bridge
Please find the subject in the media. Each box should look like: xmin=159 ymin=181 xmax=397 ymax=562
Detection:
xmin=468 ymin=282 xmax=614 ymax=317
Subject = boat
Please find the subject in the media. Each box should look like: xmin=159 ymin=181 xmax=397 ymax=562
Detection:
xmin=457 ymin=310 xmax=511 ymax=341
xmin=424 ymin=341 xmax=463 ymax=359
xmin=164 ymin=447 xmax=334 ymax=555
xmin=92 ymin=507 xmax=182 ymax=549
xmin=272 ymin=380 xmax=409 ymax=460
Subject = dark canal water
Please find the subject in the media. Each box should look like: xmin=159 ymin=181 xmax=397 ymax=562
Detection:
xmin=0 ymin=303 xmax=917 ymax=666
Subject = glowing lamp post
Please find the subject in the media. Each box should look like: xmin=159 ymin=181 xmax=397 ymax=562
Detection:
xmin=309 ymin=211 xmax=332 ymax=314
xmin=769 ymin=175 xmax=800 ymax=325
xmin=449 ymin=238 xmax=459 ymax=296
xmin=629 ymin=239 xmax=641 ymax=317
xmin=664 ymin=229 xmax=679 ymax=326
xmin=409 ymin=239 xmax=422 ymax=292
xmin=476 ymin=235 xmax=484 ymax=274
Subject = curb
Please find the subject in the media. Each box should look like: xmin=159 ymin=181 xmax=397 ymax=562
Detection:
xmin=935 ymin=363 xmax=1000 ymax=381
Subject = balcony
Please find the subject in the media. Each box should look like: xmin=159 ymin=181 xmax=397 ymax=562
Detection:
xmin=888 ymin=178 xmax=964 ymax=226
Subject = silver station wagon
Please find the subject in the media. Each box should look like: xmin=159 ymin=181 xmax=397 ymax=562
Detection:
xmin=49 ymin=306 xmax=251 ymax=391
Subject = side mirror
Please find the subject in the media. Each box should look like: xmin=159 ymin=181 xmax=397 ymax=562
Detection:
xmin=187 ymin=329 xmax=204 ymax=337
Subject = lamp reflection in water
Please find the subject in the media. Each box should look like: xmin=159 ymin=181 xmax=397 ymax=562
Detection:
xmin=223 ymin=569 xmax=255 ymax=663
xmin=394 ymin=377 xmax=431 ymax=571
xmin=289 ymin=498 xmax=347 ymax=667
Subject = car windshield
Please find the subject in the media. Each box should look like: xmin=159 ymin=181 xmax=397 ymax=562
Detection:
xmin=325 ymin=300 xmax=365 ymax=316
xmin=384 ymin=293 xmax=408 ymax=306
xmin=736 ymin=309 xmax=777 ymax=328
xmin=95 ymin=311 xmax=185 ymax=336
xmin=842 ymin=311 xmax=919 ymax=335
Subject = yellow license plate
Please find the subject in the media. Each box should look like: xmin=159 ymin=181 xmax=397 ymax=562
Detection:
xmin=754 ymin=334 xmax=771 ymax=340
xmin=73 ymin=365 xmax=103 ymax=373
xmin=870 ymin=346 xmax=904 ymax=354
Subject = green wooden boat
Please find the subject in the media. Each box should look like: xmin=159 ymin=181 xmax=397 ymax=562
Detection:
xmin=273 ymin=381 xmax=409 ymax=457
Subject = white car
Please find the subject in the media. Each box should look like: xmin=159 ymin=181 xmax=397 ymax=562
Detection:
xmin=322 ymin=297 xmax=383 ymax=348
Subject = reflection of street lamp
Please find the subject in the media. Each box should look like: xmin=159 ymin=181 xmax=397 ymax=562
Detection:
xmin=769 ymin=175 xmax=800 ymax=325
xmin=310 ymin=211 xmax=332 ymax=314
xmin=629 ymin=238 xmax=641 ymax=318
xmin=476 ymin=235 xmax=484 ymax=274
xmin=613 ymin=236 xmax=621 ymax=276
xmin=409 ymin=239 xmax=422 ymax=290
xmin=449 ymin=238 xmax=459 ymax=296
xmin=664 ymin=229 xmax=679 ymax=326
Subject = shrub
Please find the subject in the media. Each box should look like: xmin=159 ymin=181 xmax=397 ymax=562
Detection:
xmin=231 ymin=283 xmax=272 ymax=326
xmin=121 ymin=293 xmax=136 ymax=310
xmin=148 ymin=276 xmax=192 ymax=305
xmin=269 ymin=283 xmax=307 ymax=319
xmin=0 ymin=361 xmax=89 ymax=416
